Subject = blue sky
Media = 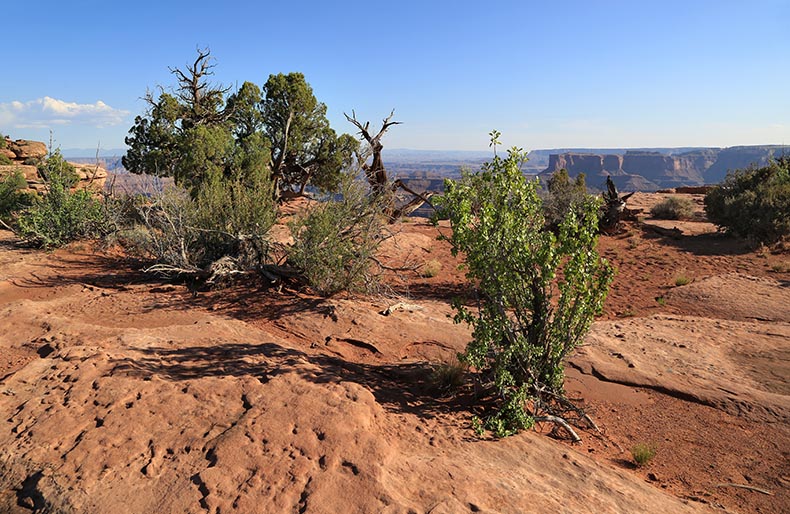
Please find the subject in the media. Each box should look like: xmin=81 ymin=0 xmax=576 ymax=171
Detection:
xmin=2 ymin=0 xmax=788 ymax=153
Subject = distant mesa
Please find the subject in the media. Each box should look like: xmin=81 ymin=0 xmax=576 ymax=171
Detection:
xmin=541 ymin=145 xmax=785 ymax=191
xmin=0 ymin=137 xmax=108 ymax=193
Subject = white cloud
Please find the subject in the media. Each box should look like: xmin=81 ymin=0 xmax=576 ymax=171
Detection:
xmin=0 ymin=97 xmax=130 ymax=129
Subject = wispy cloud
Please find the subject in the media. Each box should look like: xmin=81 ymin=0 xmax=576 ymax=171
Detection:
xmin=0 ymin=97 xmax=130 ymax=129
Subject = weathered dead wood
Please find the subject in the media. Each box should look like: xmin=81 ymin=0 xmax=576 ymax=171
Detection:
xmin=534 ymin=415 xmax=582 ymax=443
xmin=345 ymin=110 xmax=436 ymax=221
xmin=379 ymin=302 xmax=424 ymax=316
xmin=714 ymin=483 xmax=774 ymax=496
xmin=600 ymin=175 xmax=635 ymax=233
xmin=345 ymin=110 xmax=401 ymax=195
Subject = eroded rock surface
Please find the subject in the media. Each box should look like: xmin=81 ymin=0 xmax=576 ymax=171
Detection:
xmin=0 ymin=233 xmax=706 ymax=513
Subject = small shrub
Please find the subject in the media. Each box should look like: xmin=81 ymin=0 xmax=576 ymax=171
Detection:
xmin=650 ymin=196 xmax=694 ymax=220
xmin=631 ymin=443 xmax=657 ymax=467
xmin=656 ymin=296 xmax=666 ymax=306
xmin=420 ymin=259 xmax=442 ymax=278
xmin=17 ymin=167 xmax=107 ymax=248
xmin=37 ymin=150 xmax=79 ymax=185
xmin=435 ymin=138 xmax=613 ymax=437
xmin=0 ymin=170 xmax=33 ymax=222
xmin=542 ymin=169 xmax=592 ymax=228
xmin=430 ymin=357 xmax=468 ymax=394
xmin=127 ymin=170 xmax=276 ymax=274
xmin=771 ymin=261 xmax=789 ymax=273
xmin=704 ymin=157 xmax=790 ymax=244
xmin=289 ymin=175 xmax=387 ymax=296
xmin=674 ymin=275 xmax=690 ymax=286
xmin=0 ymin=153 xmax=13 ymax=165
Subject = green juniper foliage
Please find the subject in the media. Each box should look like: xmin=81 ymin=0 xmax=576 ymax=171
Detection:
xmin=543 ymin=168 xmax=590 ymax=228
xmin=704 ymin=157 xmax=790 ymax=244
xmin=435 ymin=136 xmax=613 ymax=437
xmin=123 ymin=50 xmax=357 ymax=200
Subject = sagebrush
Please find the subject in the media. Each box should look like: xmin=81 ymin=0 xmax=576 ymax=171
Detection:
xmin=125 ymin=170 xmax=276 ymax=276
xmin=289 ymin=175 xmax=387 ymax=296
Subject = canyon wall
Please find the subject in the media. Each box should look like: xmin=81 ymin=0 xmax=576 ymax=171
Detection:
xmin=543 ymin=145 xmax=782 ymax=191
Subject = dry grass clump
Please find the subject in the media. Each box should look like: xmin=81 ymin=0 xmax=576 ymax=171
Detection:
xmin=420 ymin=259 xmax=442 ymax=278
xmin=650 ymin=196 xmax=695 ymax=220
xmin=631 ymin=443 xmax=657 ymax=467
xmin=430 ymin=358 xmax=468 ymax=394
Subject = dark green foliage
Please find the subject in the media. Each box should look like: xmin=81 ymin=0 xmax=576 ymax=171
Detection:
xmin=263 ymin=72 xmax=358 ymax=196
xmin=123 ymin=51 xmax=356 ymax=200
xmin=704 ymin=157 xmax=790 ymax=243
xmin=289 ymin=175 xmax=386 ymax=296
xmin=650 ymin=196 xmax=695 ymax=220
xmin=123 ymin=93 xmax=183 ymax=180
xmin=543 ymin=169 xmax=591 ymax=228
xmin=435 ymin=140 xmax=613 ymax=437
xmin=0 ymin=170 xmax=33 ymax=221
xmin=17 ymin=166 xmax=106 ymax=248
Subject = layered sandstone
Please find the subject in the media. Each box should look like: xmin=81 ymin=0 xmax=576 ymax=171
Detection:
xmin=0 ymin=138 xmax=107 ymax=193
xmin=543 ymin=145 xmax=782 ymax=190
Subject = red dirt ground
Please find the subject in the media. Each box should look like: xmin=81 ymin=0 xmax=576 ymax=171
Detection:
xmin=0 ymin=194 xmax=788 ymax=513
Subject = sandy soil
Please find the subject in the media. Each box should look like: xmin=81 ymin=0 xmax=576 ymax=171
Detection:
xmin=0 ymin=194 xmax=788 ymax=513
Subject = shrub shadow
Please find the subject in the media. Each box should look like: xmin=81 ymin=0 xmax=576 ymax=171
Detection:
xmin=109 ymin=340 xmax=473 ymax=420
xmin=638 ymin=226 xmax=755 ymax=256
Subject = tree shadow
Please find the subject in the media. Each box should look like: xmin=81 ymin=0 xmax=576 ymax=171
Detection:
xmin=8 ymin=251 xmax=161 ymax=291
xmin=638 ymin=226 xmax=755 ymax=256
xmin=389 ymin=281 xmax=472 ymax=303
xmin=109 ymin=340 xmax=473 ymax=420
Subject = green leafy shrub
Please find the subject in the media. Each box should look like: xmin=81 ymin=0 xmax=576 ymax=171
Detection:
xmin=0 ymin=154 xmax=12 ymax=165
xmin=650 ymin=196 xmax=694 ymax=220
xmin=17 ymin=168 xmax=107 ymax=248
xmin=631 ymin=443 xmax=657 ymax=467
xmin=0 ymin=170 xmax=33 ymax=222
xmin=289 ymin=175 xmax=386 ymax=296
xmin=704 ymin=157 xmax=790 ymax=244
xmin=435 ymin=140 xmax=613 ymax=437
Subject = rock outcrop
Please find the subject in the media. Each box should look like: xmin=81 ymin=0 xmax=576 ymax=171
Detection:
xmin=6 ymin=139 xmax=47 ymax=162
xmin=0 ymin=138 xmax=107 ymax=193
